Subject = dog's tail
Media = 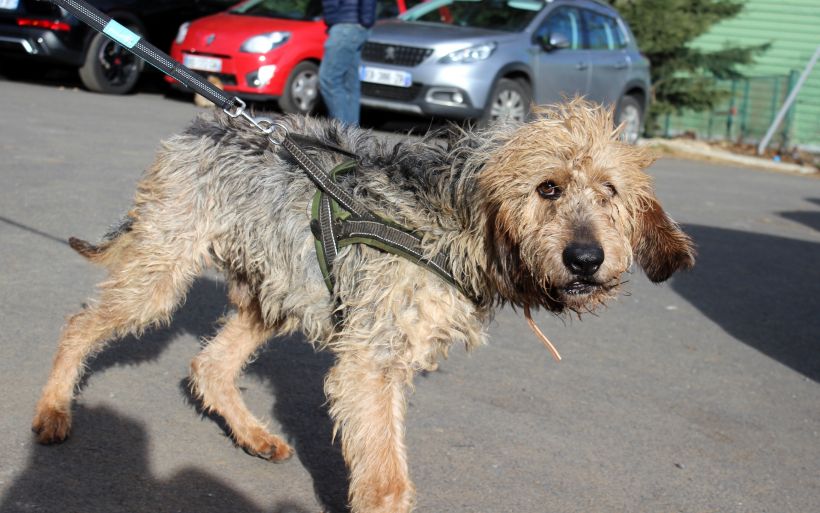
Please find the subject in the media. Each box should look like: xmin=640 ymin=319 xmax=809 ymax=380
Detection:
xmin=69 ymin=215 xmax=135 ymax=267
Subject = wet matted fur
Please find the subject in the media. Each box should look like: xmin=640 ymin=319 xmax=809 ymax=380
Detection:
xmin=32 ymin=99 xmax=694 ymax=513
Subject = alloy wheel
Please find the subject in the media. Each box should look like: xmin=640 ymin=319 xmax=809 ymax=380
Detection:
xmin=97 ymin=39 xmax=140 ymax=88
xmin=619 ymin=103 xmax=641 ymax=144
xmin=489 ymin=89 xmax=526 ymax=122
xmin=291 ymin=70 xmax=319 ymax=113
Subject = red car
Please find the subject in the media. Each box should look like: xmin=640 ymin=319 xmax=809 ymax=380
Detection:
xmin=167 ymin=0 xmax=413 ymax=114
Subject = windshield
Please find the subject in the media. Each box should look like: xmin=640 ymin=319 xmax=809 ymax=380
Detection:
xmin=400 ymin=0 xmax=544 ymax=32
xmin=230 ymin=0 xmax=322 ymax=20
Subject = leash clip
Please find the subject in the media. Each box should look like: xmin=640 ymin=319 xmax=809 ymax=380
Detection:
xmin=223 ymin=97 xmax=246 ymax=118
xmin=223 ymin=97 xmax=288 ymax=146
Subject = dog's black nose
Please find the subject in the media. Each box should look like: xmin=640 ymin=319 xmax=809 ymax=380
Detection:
xmin=563 ymin=242 xmax=604 ymax=276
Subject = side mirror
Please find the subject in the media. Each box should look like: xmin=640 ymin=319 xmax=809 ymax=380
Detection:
xmin=539 ymin=32 xmax=571 ymax=52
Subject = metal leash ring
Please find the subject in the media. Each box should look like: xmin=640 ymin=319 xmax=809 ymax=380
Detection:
xmin=252 ymin=116 xmax=289 ymax=146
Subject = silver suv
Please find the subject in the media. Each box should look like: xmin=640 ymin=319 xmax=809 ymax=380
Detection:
xmin=360 ymin=0 xmax=650 ymax=140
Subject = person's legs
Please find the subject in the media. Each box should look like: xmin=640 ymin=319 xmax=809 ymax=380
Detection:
xmin=319 ymin=23 xmax=369 ymax=125
xmin=344 ymin=26 xmax=370 ymax=125
xmin=319 ymin=25 xmax=344 ymax=118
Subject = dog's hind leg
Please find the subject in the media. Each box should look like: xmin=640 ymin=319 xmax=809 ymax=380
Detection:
xmin=32 ymin=228 xmax=206 ymax=444
xmin=189 ymin=283 xmax=294 ymax=461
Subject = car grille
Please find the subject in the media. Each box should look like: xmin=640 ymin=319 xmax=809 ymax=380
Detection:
xmin=362 ymin=43 xmax=433 ymax=67
xmin=194 ymin=71 xmax=237 ymax=87
xmin=361 ymin=82 xmax=422 ymax=102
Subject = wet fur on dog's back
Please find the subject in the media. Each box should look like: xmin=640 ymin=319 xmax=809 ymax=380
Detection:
xmin=33 ymin=99 xmax=694 ymax=513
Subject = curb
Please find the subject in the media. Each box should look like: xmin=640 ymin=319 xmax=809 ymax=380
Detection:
xmin=640 ymin=138 xmax=819 ymax=176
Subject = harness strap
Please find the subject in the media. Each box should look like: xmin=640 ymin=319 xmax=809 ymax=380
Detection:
xmin=337 ymin=220 xmax=455 ymax=287
xmin=306 ymin=154 xmax=466 ymax=298
xmin=288 ymin=133 xmax=360 ymax=161
xmin=318 ymin=192 xmax=339 ymax=275
xmin=282 ymin=135 xmax=376 ymax=221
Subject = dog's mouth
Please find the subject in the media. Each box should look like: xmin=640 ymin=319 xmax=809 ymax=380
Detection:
xmin=558 ymin=277 xmax=622 ymax=301
xmin=562 ymin=280 xmax=600 ymax=296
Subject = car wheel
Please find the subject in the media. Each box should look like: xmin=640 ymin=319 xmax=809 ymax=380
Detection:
xmin=278 ymin=61 xmax=320 ymax=115
xmin=479 ymin=78 xmax=531 ymax=127
xmin=78 ymin=24 xmax=144 ymax=94
xmin=615 ymin=95 xmax=643 ymax=144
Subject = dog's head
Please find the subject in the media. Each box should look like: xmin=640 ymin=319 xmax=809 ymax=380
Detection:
xmin=476 ymin=98 xmax=695 ymax=313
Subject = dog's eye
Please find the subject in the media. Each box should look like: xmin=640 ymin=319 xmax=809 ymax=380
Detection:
xmin=537 ymin=180 xmax=562 ymax=200
xmin=603 ymin=182 xmax=617 ymax=196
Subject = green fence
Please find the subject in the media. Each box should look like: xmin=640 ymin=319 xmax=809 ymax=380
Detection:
xmin=662 ymin=73 xmax=800 ymax=148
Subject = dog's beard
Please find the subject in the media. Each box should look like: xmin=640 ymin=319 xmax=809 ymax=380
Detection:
xmin=555 ymin=276 xmax=621 ymax=313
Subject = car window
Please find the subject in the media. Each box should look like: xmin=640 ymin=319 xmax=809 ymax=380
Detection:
xmin=536 ymin=6 xmax=581 ymax=50
xmin=230 ymin=0 xmax=322 ymax=20
xmin=401 ymin=0 xmax=545 ymax=32
xmin=582 ymin=10 xmax=625 ymax=50
xmin=376 ymin=0 xmax=402 ymax=19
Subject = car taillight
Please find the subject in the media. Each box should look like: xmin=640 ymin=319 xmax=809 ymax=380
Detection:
xmin=17 ymin=18 xmax=72 ymax=31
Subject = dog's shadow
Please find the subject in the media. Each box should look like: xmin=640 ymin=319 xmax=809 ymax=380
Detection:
xmin=246 ymin=340 xmax=348 ymax=511
xmin=779 ymin=197 xmax=820 ymax=234
xmin=0 ymin=405 xmax=314 ymax=513
xmin=40 ymin=277 xmax=348 ymax=513
xmin=673 ymin=222 xmax=820 ymax=381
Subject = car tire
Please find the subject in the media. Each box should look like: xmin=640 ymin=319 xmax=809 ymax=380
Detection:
xmin=78 ymin=23 xmax=145 ymax=94
xmin=478 ymin=78 xmax=531 ymax=128
xmin=615 ymin=95 xmax=643 ymax=144
xmin=278 ymin=61 xmax=321 ymax=115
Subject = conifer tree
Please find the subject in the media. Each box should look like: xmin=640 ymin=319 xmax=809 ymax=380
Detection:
xmin=608 ymin=0 xmax=767 ymax=133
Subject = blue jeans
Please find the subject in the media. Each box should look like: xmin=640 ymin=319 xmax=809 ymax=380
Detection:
xmin=319 ymin=23 xmax=370 ymax=126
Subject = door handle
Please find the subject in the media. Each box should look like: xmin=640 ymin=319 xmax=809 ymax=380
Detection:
xmin=576 ymin=62 xmax=588 ymax=70
xmin=612 ymin=60 xmax=628 ymax=70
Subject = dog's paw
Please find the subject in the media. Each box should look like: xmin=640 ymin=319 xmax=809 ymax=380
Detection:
xmin=241 ymin=428 xmax=294 ymax=462
xmin=32 ymin=407 xmax=72 ymax=444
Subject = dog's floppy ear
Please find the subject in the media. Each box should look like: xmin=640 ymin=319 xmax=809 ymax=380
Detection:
xmin=632 ymin=197 xmax=695 ymax=282
xmin=484 ymin=204 xmax=538 ymax=304
xmin=482 ymin=202 xmax=565 ymax=311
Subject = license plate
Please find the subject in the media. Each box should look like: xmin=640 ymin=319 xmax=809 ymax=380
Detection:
xmin=0 ymin=0 xmax=19 ymax=10
xmin=183 ymin=54 xmax=222 ymax=73
xmin=359 ymin=65 xmax=412 ymax=88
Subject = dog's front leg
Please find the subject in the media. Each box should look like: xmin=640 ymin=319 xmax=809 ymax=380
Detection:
xmin=325 ymin=350 xmax=415 ymax=513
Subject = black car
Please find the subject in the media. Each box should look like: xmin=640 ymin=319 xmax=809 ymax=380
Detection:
xmin=0 ymin=0 xmax=235 ymax=93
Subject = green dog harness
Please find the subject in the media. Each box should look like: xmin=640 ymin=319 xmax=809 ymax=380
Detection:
xmin=309 ymin=158 xmax=459 ymax=294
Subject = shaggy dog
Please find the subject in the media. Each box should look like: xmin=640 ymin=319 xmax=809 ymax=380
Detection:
xmin=32 ymin=99 xmax=694 ymax=513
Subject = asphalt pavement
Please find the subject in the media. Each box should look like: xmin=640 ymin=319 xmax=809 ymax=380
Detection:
xmin=0 ymin=76 xmax=818 ymax=513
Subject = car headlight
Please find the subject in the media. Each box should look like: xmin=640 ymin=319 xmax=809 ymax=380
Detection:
xmin=439 ymin=43 xmax=496 ymax=64
xmin=175 ymin=22 xmax=190 ymax=44
xmin=240 ymin=32 xmax=290 ymax=54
